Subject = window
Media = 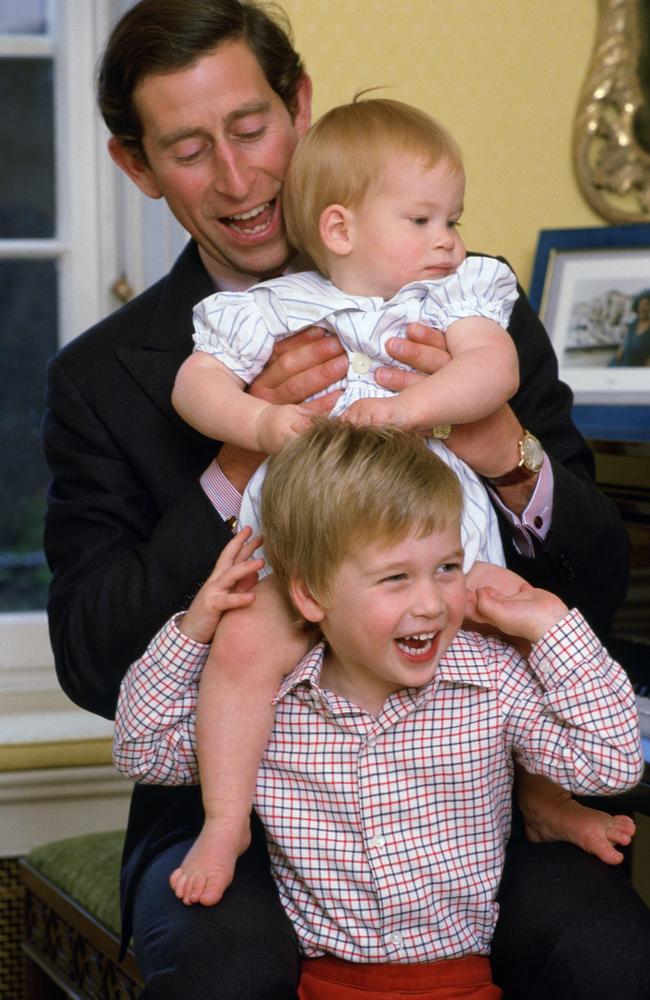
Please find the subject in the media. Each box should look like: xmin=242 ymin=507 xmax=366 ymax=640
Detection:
xmin=0 ymin=0 xmax=187 ymax=679
xmin=0 ymin=2 xmax=109 ymax=617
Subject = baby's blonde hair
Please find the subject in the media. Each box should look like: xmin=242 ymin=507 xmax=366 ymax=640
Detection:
xmin=282 ymin=97 xmax=464 ymax=275
xmin=261 ymin=420 xmax=463 ymax=608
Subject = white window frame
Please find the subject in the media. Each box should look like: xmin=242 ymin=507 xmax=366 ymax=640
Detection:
xmin=0 ymin=1 xmax=117 ymax=692
xmin=0 ymin=0 xmax=187 ymax=697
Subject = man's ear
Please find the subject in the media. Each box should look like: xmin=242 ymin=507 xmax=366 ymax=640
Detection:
xmin=108 ymin=136 xmax=163 ymax=200
xmin=293 ymin=73 xmax=313 ymax=138
xmin=289 ymin=578 xmax=326 ymax=624
xmin=319 ymin=204 xmax=354 ymax=258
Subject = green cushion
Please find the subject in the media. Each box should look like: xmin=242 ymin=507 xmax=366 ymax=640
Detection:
xmin=27 ymin=830 xmax=124 ymax=935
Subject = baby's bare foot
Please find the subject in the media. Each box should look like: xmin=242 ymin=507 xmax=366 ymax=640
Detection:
xmin=524 ymin=794 xmax=635 ymax=865
xmin=169 ymin=816 xmax=252 ymax=905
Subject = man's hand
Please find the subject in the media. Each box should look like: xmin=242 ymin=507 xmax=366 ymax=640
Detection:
xmin=380 ymin=322 xmax=538 ymax=515
xmin=378 ymin=322 xmax=451 ymax=386
xmin=217 ymin=327 xmax=347 ymax=491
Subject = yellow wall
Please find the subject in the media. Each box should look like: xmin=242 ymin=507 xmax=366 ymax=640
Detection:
xmin=282 ymin=0 xmax=603 ymax=290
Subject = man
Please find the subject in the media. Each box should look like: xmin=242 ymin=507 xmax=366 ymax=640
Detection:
xmin=43 ymin=2 xmax=648 ymax=998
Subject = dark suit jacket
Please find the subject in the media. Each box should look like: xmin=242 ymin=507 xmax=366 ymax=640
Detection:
xmin=43 ymin=240 xmax=629 ymax=938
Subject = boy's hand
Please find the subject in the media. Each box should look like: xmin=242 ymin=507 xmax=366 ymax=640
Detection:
xmin=179 ymin=527 xmax=264 ymax=644
xmin=471 ymin=584 xmax=569 ymax=644
xmin=254 ymin=402 xmax=312 ymax=454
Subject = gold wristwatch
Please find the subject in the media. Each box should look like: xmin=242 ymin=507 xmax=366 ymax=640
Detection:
xmin=486 ymin=430 xmax=544 ymax=486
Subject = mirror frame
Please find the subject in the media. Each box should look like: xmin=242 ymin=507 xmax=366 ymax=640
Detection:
xmin=574 ymin=0 xmax=650 ymax=223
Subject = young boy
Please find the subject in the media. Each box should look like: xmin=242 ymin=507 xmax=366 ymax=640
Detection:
xmin=114 ymin=421 xmax=643 ymax=1000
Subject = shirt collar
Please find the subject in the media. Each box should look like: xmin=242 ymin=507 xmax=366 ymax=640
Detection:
xmin=274 ymin=641 xmax=328 ymax=703
xmin=273 ymin=631 xmax=495 ymax=708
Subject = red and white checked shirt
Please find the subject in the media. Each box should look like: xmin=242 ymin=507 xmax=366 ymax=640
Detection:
xmin=114 ymin=609 xmax=642 ymax=963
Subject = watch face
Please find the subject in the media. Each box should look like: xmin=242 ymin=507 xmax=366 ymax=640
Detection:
xmin=522 ymin=433 xmax=544 ymax=472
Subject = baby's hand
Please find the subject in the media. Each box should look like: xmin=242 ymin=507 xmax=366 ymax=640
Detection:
xmin=473 ymin=584 xmax=569 ymax=645
xmin=255 ymin=403 xmax=312 ymax=454
xmin=343 ymin=396 xmax=410 ymax=429
xmin=179 ymin=527 xmax=264 ymax=643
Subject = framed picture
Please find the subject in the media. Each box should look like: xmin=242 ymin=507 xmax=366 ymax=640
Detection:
xmin=529 ymin=225 xmax=650 ymax=408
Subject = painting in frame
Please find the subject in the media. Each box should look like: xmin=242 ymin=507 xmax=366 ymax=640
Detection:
xmin=529 ymin=225 xmax=650 ymax=408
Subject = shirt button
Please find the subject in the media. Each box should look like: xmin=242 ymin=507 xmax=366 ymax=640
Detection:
xmin=388 ymin=932 xmax=403 ymax=947
xmin=350 ymin=352 xmax=371 ymax=374
xmin=370 ymin=834 xmax=385 ymax=849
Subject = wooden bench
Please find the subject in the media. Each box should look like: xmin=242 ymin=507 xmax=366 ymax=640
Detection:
xmin=19 ymin=831 xmax=143 ymax=999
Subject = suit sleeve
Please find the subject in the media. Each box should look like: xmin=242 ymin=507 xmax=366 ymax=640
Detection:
xmin=43 ymin=354 xmax=233 ymax=721
xmin=502 ymin=277 xmax=629 ymax=638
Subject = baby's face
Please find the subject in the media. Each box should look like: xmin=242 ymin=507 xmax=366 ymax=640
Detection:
xmin=341 ymin=155 xmax=466 ymax=300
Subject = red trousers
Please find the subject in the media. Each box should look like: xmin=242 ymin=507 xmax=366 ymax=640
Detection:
xmin=299 ymin=954 xmax=502 ymax=999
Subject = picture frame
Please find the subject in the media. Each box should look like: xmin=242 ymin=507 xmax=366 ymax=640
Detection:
xmin=528 ymin=225 xmax=650 ymax=440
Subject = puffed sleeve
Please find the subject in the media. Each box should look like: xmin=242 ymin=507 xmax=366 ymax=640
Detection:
xmin=420 ymin=256 xmax=519 ymax=331
xmin=192 ymin=286 xmax=291 ymax=384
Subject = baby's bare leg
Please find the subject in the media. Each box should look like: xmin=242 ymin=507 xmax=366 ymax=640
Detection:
xmin=170 ymin=575 xmax=311 ymax=906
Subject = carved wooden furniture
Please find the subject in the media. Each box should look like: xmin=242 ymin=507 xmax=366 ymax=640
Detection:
xmin=19 ymin=831 xmax=142 ymax=999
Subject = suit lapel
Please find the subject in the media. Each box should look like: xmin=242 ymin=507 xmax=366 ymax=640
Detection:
xmin=116 ymin=242 xmax=215 ymax=423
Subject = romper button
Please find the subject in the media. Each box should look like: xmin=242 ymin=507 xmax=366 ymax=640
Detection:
xmin=350 ymin=352 xmax=371 ymax=374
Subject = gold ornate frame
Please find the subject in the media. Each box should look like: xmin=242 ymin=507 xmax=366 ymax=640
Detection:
xmin=574 ymin=0 xmax=650 ymax=223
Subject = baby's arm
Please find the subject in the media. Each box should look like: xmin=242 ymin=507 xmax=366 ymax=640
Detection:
xmin=173 ymin=351 xmax=312 ymax=454
xmin=345 ymin=319 xmax=519 ymax=431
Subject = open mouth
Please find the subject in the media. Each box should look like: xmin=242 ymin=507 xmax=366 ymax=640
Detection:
xmin=395 ymin=631 xmax=439 ymax=663
xmin=221 ymin=200 xmax=277 ymax=237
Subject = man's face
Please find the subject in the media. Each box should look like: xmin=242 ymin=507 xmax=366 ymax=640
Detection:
xmin=113 ymin=40 xmax=311 ymax=281
xmin=296 ymin=524 xmax=466 ymax=716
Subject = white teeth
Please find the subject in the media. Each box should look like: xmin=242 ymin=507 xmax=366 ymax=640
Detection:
xmin=402 ymin=632 xmax=435 ymax=642
xmin=229 ymin=202 xmax=270 ymax=221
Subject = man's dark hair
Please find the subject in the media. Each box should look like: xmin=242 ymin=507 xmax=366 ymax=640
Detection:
xmin=97 ymin=0 xmax=304 ymax=160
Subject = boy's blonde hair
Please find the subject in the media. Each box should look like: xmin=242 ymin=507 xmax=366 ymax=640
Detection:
xmin=261 ymin=420 xmax=463 ymax=607
xmin=282 ymin=97 xmax=464 ymax=275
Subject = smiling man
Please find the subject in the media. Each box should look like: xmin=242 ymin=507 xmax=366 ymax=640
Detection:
xmin=42 ymin=1 xmax=648 ymax=999
xmin=109 ymin=38 xmax=312 ymax=281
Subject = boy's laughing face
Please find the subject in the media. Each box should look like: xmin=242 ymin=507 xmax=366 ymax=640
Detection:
xmin=293 ymin=524 xmax=466 ymax=715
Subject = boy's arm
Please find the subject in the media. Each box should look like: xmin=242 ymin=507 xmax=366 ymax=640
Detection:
xmin=173 ymin=352 xmax=311 ymax=454
xmin=112 ymin=615 xmax=204 ymax=785
xmin=491 ymin=602 xmax=644 ymax=795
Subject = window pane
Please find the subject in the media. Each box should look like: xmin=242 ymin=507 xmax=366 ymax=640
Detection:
xmin=0 ymin=259 xmax=57 ymax=611
xmin=0 ymin=2 xmax=48 ymax=34
xmin=0 ymin=58 xmax=55 ymax=238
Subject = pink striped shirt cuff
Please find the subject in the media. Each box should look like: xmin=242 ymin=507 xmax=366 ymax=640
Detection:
xmin=486 ymin=452 xmax=553 ymax=557
xmin=200 ymin=458 xmax=243 ymax=521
